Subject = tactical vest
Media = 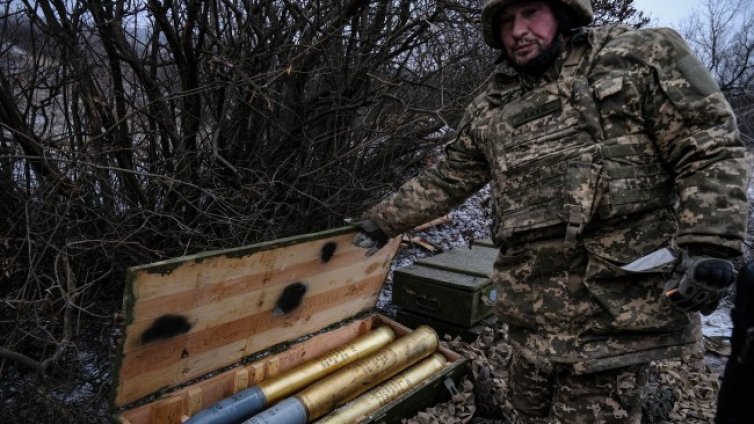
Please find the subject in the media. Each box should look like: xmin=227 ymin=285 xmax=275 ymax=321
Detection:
xmin=477 ymin=27 xmax=674 ymax=248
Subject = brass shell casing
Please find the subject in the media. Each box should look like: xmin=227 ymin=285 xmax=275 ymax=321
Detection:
xmin=258 ymin=326 xmax=396 ymax=404
xmin=296 ymin=325 xmax=440 ymax=420
xmin=314 ymin=353 xmax=447 ymax=424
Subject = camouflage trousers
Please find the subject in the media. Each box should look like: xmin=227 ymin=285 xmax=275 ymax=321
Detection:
xmin=508 ymin=344 xmax=649 ymax=424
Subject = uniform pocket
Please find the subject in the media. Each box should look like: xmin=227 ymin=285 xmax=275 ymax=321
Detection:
xmin=592 ymin=74 xmax=641 ymax=122
xmin=493 ymin=247 xmax=538 ymax=328
xmin=582 ymin=216 xmax=689 ymax=332
xmin=593 ymin=75 xmax=624 ymax=100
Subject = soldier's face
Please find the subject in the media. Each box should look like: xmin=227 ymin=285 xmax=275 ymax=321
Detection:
xmin=499 ymin=1 xmax=559 ymax=66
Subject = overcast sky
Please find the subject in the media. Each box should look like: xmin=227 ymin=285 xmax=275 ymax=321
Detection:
xmin=632 ymin=0 xmax=704 ymax=27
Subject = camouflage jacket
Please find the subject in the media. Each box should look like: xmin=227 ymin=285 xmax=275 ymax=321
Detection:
xmin=369 ymin=26 xmax=751 ymax=368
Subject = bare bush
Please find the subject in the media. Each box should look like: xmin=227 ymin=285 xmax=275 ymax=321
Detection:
xmin=680 ymin=0 xmax=754 ymax=147
xmin=592 ymin=0 xmax=649 ymax=27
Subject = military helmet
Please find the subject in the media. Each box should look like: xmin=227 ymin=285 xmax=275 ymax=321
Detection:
xmin=481 ymin=0 xmax=594 ymax=49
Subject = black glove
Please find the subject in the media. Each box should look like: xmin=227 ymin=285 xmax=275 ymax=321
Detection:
xmin=664 ymin=252 xmax=737 ymax=316
xmin=345 ymin=217 xmax=389 ymax=257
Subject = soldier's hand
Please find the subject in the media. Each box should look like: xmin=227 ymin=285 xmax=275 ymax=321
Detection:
xmin=664 ymin=253 xmax=737 ymax=316
xmin=345 ymin=218 xmax=389 ymax=257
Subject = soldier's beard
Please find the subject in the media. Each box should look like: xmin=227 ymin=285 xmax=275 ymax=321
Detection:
xmin=510 ymin=36 xmax=562 ymax=77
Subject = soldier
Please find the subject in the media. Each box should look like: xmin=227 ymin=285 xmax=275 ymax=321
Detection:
xmin=716 ymin=262 xmax=754 ymax=423
xmin=349 ymin=0 xmax=751 ymax=422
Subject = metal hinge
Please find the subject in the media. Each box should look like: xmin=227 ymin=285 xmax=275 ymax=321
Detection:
xmin=443 ymin=377 xmax=459 ymax=396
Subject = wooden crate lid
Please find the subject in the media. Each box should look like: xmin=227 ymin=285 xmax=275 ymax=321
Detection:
xmin=112 ymin=227 xmax=400 ymax=407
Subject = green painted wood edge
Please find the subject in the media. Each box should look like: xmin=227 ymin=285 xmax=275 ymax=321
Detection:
xmin=110 ymin=269 xmax=138 ymax=411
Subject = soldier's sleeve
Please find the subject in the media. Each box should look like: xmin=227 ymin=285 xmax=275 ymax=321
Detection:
xmin=368 ymin=107 xmax=491 ymax=237
xmin=640 ymin=28 xmax=751 ymax=256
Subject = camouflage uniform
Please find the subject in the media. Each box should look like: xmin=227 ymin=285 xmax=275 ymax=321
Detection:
xmin=368 ymin=0 xmax=751 ymax=421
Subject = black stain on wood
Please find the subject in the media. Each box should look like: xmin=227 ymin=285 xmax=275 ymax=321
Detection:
xmin=273 ymin=282 xmax=308 ymax=316
xmin=141 ymin=314 xmax=192 ymax=343
xmin=321 ymin=242 xmax=337 ymax=263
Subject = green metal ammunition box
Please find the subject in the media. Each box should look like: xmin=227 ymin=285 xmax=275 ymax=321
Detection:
xmin=392 ymin=242 xmax=499 ymax=327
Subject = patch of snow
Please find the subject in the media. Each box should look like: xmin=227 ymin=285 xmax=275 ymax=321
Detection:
xmin=50 ymin=382 xmax=95 ymax=404
xmin=702 ymin=306 xmax=734 ymax=338
xmin=77 ymin=350 xmax=102 ymax=379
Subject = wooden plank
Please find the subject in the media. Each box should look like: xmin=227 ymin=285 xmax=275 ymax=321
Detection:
xmin=114 ymin=227 xmax=400 ymax=407
xmin=405 ymin=236 xmax=441 ymax=253
xmin=233 ymin=369 xmax=249 ymax=393
xmin=185 ymin=388 xmax=203 ymax=416
xmin=150 ymin=396 xmax=182 ymax=424
xmin=266 ymin=357 xmax=280 ymax=378
xmin=413 ymin=215 xmax=451 ymax=232
xmin=250 ymin=362 xmax=266 ymax=385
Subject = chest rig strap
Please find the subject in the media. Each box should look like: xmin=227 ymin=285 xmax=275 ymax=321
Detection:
xmin=561 ymin=34 xmax=595 ymax=251
xmin=562 ymin=159 xmax=602 ymax=250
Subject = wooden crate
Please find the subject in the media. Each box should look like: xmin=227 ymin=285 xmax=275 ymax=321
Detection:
xmin=113 ymin=227 xmax=467 ymax=423
xmin=392 ymin=241 xmax=499 ymax=327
